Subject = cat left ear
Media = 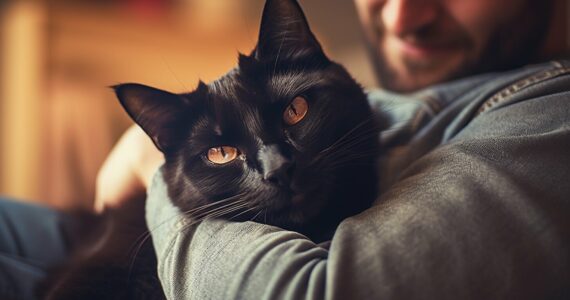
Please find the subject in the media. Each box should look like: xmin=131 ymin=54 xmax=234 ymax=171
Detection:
xmin=114 ymin=83 xmax=188 ymax=153
xmin=255 ymin=0 xmax=326 ymax=62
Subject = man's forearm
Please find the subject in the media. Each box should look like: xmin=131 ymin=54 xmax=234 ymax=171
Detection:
xmin=146 ymin=62 xmax=570 ymax=299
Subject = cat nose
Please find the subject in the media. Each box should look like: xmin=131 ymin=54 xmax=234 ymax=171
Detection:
xmin=258 ymin=144 xmax=294 ymax=186
xmin=264 ymin=161 xmax=295 ymax=186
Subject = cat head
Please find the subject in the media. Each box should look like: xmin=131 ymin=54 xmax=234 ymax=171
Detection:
xmin=115 ymin=0 xmax=379 ymax=237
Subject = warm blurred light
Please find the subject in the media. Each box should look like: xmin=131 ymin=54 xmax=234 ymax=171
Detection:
xmin=125 ymin=0 xmax=172 ymax=19
xmin=0 ymin=1 xmax=46 ymax=202
xmin=0 ymin=0 xmax=372 ymax=208
xmin=188 ymin=0 xmax=241 ymax=32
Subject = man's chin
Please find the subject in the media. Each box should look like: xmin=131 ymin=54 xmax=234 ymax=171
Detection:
xmin=377 ymin=67 xmax=445 ymax=93
xmin=376 ymin=56 xmax=469 ymax=93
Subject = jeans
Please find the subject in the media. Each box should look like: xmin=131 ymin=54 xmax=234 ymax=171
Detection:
xmin=0 ymin=197 xmax=75 ymax=300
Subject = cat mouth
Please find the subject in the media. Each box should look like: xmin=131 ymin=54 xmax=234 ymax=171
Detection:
xmin=276 ymin=185 xmax=312 ymax=208
xmin=269 ymin=189 xmax=324 ymax=219
xmin=290 ymin=193 xmax=305 ymax=206
xmin=267 ymin=190 xmax=304 ymax=211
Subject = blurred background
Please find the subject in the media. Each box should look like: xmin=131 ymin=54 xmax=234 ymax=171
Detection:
xmin=0 ymin=0 xmax=376 ymax=210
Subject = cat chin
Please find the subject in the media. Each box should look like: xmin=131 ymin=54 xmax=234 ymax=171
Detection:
xmin=261 ymin=191 xmax=328 ymax=227
xmin=264 ymin=182 xmax=321 ymax=205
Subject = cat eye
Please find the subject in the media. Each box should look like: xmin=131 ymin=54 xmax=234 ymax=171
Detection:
xmin=283 ymin=96 xmax=308 ymax=126
xmin=207 ymin=146 xmax=239 ymax=164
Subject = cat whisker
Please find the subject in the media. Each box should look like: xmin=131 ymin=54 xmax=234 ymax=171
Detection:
xmin=195 ymin=198 xmax=253 ymax=219
xmin=126 ymin=233 xmax=153 ymax=284
xmin=190 ymin=200 xmax=251 ymax=221
xmin=324 ymin=153 xmax=378 ymax=166
xmin=124 ymin=200 xmax=243 ymax=282
xmin=125 ymin=193 xmax=250 ymax=277
xmin=324 ymin=117 xmax=376 ymax=147
xmin=327 ymin=125 xmax=378 ymax=148
xmin=185 ymin=199 xmax=244 ymax=219
xmin=311 ymin=127 xmax=379 ymax=168
xmin=324 ymin=161 xmax=377 ymax=172
xmin=250 ymin=208 xmax=263 ymax=222
xmin=330 ymin=126 xmax=379 ymax=150
xmin=324 ymin=132 xmax=378 ymax=159
xmin=174 ymin=201 xmax=253 ymax=235
xmin=181 ymin=192 xmax=248 ymax=216
xmin=230 ymin=206 xmax=261 ymax=221
xmin=322 ymin=153 xmax=379 ymax=169
xmin=314 ymin=117 xmax=378 ymax=160
xmin=273 ymin=34 xmax=286 ymax=77
xmin=324 ymin=145 xmax=380 ymax=159
xmin=206 ymin=201 xmax=252 ymax=218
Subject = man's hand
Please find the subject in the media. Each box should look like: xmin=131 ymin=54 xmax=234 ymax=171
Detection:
xmin=94 ymin=125 xmax=164 ymax=213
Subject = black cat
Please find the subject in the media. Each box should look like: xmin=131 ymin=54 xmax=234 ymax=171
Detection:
xmin=116 ymin=0 xmax=380 ymax=240
xmin=41 ymin=0 xmax=380 ymax=298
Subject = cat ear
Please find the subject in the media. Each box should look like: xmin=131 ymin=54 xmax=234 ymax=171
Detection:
xmin=114 ymin=83 xmax=188 ymax=153
xmin=255 ymin=0 xmax=326 ymax=62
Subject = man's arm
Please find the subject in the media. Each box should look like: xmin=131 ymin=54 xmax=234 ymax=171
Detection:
xmin=146 ymin=78 xmax=570 ymax=299
xmin=95 ymin=125 xmax=163 ymax=213
xmin=92 ymin=62 xmax=569 ymax=299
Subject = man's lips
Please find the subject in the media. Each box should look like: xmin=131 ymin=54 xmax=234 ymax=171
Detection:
xmin=396 ymin=38 xmax=453 ymax=59
xmin=385 ymin=30 xmax=474 ymax=62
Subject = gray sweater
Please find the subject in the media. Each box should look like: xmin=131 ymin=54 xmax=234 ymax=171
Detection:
xmin=147 ymin=61 xmax=570 ymax=299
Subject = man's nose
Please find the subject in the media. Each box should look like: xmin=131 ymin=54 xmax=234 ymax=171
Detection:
xmin=382 ymin=0 xmax=440 ymax=36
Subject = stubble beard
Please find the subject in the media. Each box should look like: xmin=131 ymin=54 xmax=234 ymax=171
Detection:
xmin=369 ymin=3 xmax=552 ymax=93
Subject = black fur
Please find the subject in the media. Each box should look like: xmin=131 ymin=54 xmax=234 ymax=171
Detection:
xmin=41 ymin=0 xmax=380 ymax=298
xmin=116 ymin=0 xmax=380 ymax=239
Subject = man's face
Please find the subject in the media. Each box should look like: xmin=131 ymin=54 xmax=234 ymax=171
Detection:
xmin=354 ymin=0 xmax=551 ymax=92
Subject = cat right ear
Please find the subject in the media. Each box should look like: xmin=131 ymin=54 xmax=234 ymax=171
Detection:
xmin=255 ymin=0 xmax=326 ymax=62
xmin=113 ymin=83 xmax=188 ymax=153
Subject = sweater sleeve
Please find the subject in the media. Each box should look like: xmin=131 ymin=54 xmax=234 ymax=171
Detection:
xmin=146 ymin=67 xmax=570 ymax=299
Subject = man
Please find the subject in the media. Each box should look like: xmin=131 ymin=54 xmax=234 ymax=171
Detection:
xmin=97 ymin=0 xmax=568 ymax=211
xmin=354 ymin=0 xmax=565 ymax=91
xmin=2 ymin=0 xmax=569 ymax=299
xmin=97 ymin=0 xmax=569 ymax=299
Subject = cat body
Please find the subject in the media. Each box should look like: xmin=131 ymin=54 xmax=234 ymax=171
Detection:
xmin=116 ymin=0 xmax=380 ymax=239
xmin=42 ymin=0 xmax=380 ymax=298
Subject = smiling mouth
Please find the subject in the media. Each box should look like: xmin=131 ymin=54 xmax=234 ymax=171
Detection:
xmin=395 ymin=37 xmax=457 ymax=60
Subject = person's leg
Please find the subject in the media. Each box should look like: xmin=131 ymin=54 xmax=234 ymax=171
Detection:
xmin=0 ymin=197 xmax=77 ymax=299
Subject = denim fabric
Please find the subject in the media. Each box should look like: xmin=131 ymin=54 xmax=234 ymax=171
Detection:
xmin=147 ymin=60 xmax=570 ymax=299
xmin=0 ymin=197 xmax=74 ymax=300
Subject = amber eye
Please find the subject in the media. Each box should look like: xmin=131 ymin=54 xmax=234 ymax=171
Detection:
xmin=207 ymin=146 xmax=239 ymax=164
xmin=283 ymin=96 xmax=308 ymax=125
